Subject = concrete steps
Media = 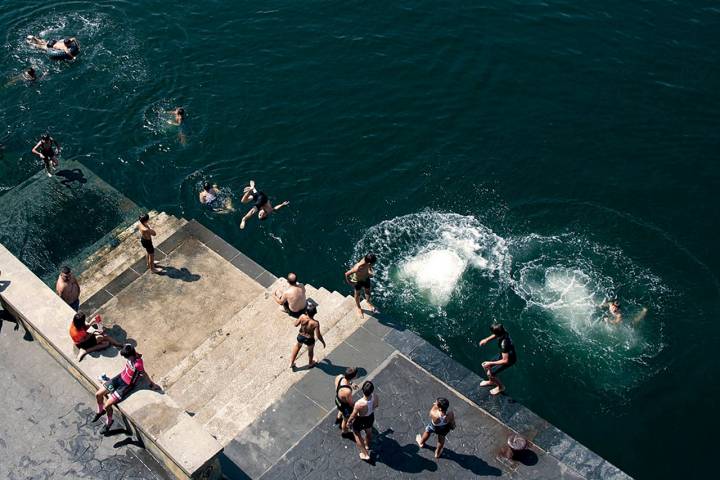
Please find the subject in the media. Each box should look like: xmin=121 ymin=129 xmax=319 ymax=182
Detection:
xmin=78 ymin=211 xmax=186 ymax=300
xmin=201 ymin=294 xmax=360 ymax=444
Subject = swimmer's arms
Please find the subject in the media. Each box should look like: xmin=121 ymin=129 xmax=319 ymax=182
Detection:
xmin=478 ymin=333 xmax=497 ymax=347
xmin=31 ymin=141 xmax=44 ymax=158
xmin=272 ymin=200 xmax=290 ymax=212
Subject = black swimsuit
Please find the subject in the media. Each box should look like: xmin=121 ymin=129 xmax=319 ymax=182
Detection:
xmin=253 ymin=191 xmax=269 ymax=208
xmin=335 ymin=380 xmax=353 ymax=417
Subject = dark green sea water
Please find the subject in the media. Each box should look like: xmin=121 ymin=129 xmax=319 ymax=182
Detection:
xmin=1 ymin=1 xmax=719 ymax=478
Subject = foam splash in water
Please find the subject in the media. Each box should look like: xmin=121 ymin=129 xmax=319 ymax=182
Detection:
xmin=398 ymin=249 xmax=465 ymax=306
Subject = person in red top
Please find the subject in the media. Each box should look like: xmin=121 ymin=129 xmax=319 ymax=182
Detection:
xmin=69 ymin=312 xmax=122 ymax=361
xmin=93 ymin=344 xmax=161 ymax=434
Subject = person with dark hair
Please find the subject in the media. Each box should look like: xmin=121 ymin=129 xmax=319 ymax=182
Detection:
xmin=273 ymin=273 xmax=307 ymax=318
xmin=416 ymin=397 xmax=456 ymax=458
xmin=199 ymin=182 xmax=219 ymax=205
xmin=26 ymin=35 xmax=79 ymax=59
xmin=345 ymin=253 xmax=377 ymax=318
xmin=93 ymin=344 xmax=161 ymax=434
xmin=31 ymin=133 xmax=60 ymax=177
xmin=347 ymin=381 xmax=379 ymax=461
xmin=168 ymin=107 xmax=185 ymax=126
xmin=138 ymin=213 xmax=161 ymax=273
xmin=199 ymin=182 xmax=234 ymax=212
xmin=69 ymin=312 xmax=122 ymax=361
xmin=601 ymin=298 xmax=647 ymax=325
xmin=478 ymin=323 xmax=517 ymax=395
xmin=239 ymin=180 xmax=289 ymax=229
xmin=289 ymin=304 xmax=325 ymax=369
xmin=334 ymin=367 xmax=358 ymax=435
xmin=56 ymin=266 xmax=80 ymax=311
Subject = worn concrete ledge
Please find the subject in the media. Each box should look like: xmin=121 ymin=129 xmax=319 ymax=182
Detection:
xmin=0 ymin=244 xmax=223 ymax=480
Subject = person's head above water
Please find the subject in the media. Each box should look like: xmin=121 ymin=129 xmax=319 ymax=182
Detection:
xmin=139 ymin=213 xmax=150 ymax=224
xmin=176 ymin=108 xmax=185 ymax=118
xmin=120 ymin=344 xmax=137 ymax=359
xmin=364 ymin=253 xmax=377 ymax=264
xmin=41 ymin=133 xmax=51 ymax=142
xmin=490 ymin=322 xmax=507 ymax=337
xmin=203 ymin=182 xmax=212 ymax=192
xmin=344 ymin=367 xmax=358 ymax=380
xmin=26 ymin=67 xmax=36 ymax=79
xmin=287 ymin=272 xmax=297 ymax=285
xmin=436 ymin=397 xmax=450 ymax=413
xmin=72 ymin=311 xmax=86 ymax=329
xmin=362 ymin=381 xmax=374 ymax=398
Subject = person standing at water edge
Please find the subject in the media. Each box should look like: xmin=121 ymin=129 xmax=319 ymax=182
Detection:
xmin=239 ymin=180 xmax=290 ymax=229
xmin=416 ymin=397 xmax=455 ymax=459
xmin=335 ymin=367 xmax=358 ymax=435
xmin=345 ymin=253 xmax=377 ymax=317
xmin=478 ymin=323 xmax=517 ymax=395
xmin=56 ymin=266 xmax=80 ymax=311
xmin=289 ymin=304 xmax=325 ymax=369
xmin=32 ymin=133 xmax=60 ymax=176
xmin=347 ymin=381 xmax=379 ymax=461
xmin=138 ymin=213 xmax=161 ymax=273
xmin=273 ymin=273 xmax=307 ymax=318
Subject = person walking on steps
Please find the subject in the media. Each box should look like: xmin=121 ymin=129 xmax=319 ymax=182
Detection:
xmin=347 ymin=381 xmax=379 ymax=461
xmin=416 ymin=397 xmax=456 ymax=459
xmin=478 ymin=323 xmax=517 ymax=396
xmin=289 ymin=305 xmax=325 ymax=369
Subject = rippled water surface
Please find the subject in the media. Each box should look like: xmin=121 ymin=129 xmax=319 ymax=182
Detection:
xmin=1 ymin=1 xmax=719 ymax=478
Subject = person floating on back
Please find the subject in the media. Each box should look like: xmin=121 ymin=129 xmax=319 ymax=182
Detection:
xmin=69 ymin=311 xmax=122 ymax=362
xmin=199 ymin=182 xmax=234 ymax=212
xmin=92 ymin=344 xmax=160 ymax=434
xmin=334 ymin=367 xmax=358 ymax=436
xmin=239 ymin=180 xmax=289 ymax=229
xmin=345 ymin=253 xmax=377 ymax=317
xmin=347 ymin=381 xmax=379 ymax=461
xmin=26 ymin=35 xmax=79 ymax=60
xmin=138 ymin=213 xmax=162 ymax=274
xmin=31 ymin=133 xmax=60 ymax=177
xmin=601 ymin=298 xmax=647 ymax=325
xmin=416 ymin=397 xmax=456 ymax=459
xmin=56 ymin=265 xmax=81 ymax=311
xmin=273 ymin=273 xmax=307 ymax=318
xmin=478 ymin=322 xmax=517 ymax=396
xmin=289 ymin=304 xmax=325 ymax=370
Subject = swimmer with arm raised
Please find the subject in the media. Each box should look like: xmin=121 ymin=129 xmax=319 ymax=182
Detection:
xmin=600 ymin=299 xmax=648 ymax=325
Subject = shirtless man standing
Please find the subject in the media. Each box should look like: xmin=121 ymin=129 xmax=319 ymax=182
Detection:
xmin=56 ymin=266 xmax=80 ymax=311
xmin=239 ymin=180 xmax=289 ymax=229
xmin=138 ymin=213 xmax=161 ymax=273
xmin=289 ymin=305 xmax=325 ymax=369
xmin=345 ymin=253 xmax=377 ymax=317
xmin=31 ymin=133 xmax=61 ymax=176
xmin=273 ymin=273 xmax=307 ymax=318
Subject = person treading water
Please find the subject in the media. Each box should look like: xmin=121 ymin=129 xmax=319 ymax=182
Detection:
xmin=239 ymin=180 xmax=289 ymax=229
xmin=26 ymin=35 xmax=79 ymax=60
xmin=6 ymin=67 xmax=39 ymax=86
xmin=601 ymin=298 xmax=647 ymax=325
xmin=199 ymin=182 xmax=234 ymax=213
xmin=167 ymin=107 xmax=185 ymax=126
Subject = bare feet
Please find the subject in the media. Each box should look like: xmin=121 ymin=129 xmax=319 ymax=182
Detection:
xmin=480 ymin=380 xmax=495 ymax=387
xmin=249 ymin=180 xmax=255 ymax=190
xmin=308 ymin=360 xmax=317 ymax=368
xmin=490 ymin=386 xmax=505 ymax=396
xmin=359 ymin=452 xmax=370 ymax=461
xmin=240 ymin=219 xmax=246 ymax=229
xmin=77 ymin=350 xmax=87 ymax=362
xmin=290 ymin=363 xmax=296 ymax=370
xmin=356 ymin=307 xmax=364 ymax=318
xmin=435 ymin=450 xmax=442 ymax=459
xmin=415 ymin=434 xmax=424 ymax=448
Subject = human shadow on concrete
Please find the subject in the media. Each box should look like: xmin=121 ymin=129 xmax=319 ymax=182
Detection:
xmin=513 ymin=448 xmax=539 ymax=466
xmin=0 ymin=308 xmax=34 ymax=341
xmin=441 ymin=448 xmax=503 ymax=476
xmin=55 ymin=168 xmax=88 ymax=188
xmin=314 ymin=358 xmax=367 ymax=378
xmin=0 ymin=279 xmax=10 ymax=292
xmin=86 ymin=325 xmax=136 ymax=361
xmin=156 ymin=266 xmax=201 ymax=282
xmin=372 ymin=428 xmax=438 ymax=473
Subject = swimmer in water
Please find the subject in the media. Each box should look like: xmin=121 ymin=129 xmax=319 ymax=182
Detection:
xmin=199 ymin=182 xmax=234 ymax=212
xmin=167 ymin=107 xmax=185 ymax=126
xmin=601 ymin=299 xmax=647 ymax=325
xmin=6 ymin=67 xmax=38 ymax=86
xmin=239 ymin=180 xmax=290 ymax=229
xmin=27 ymin=35 xmax=79 ymax=59
xmin=31 ymin=133 xmax=61 ymax=177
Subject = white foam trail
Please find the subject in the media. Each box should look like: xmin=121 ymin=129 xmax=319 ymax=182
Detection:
xmin=399 ymin=249 xmax=465 ymax=306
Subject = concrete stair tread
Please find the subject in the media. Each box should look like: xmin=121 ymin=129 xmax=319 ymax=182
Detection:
xmin=202 ymin=297 xmax=366 ymax=444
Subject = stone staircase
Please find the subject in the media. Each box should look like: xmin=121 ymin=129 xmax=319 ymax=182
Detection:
xmin=78 ymin=211 xmax=187 ymax=301
xmin=162 ymin=277 xmax=364 ymax=445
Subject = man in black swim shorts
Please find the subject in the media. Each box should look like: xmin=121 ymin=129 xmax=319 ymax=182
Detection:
xmin=478 ymin=323 xmax=517 ymax=396
xmin=138 ymin=213 xmax=162 ymax=273
xmin=31 ymin=133 xmax=60 ymax=176
xmin=239 ymin=180 xmax=290 ymax=229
